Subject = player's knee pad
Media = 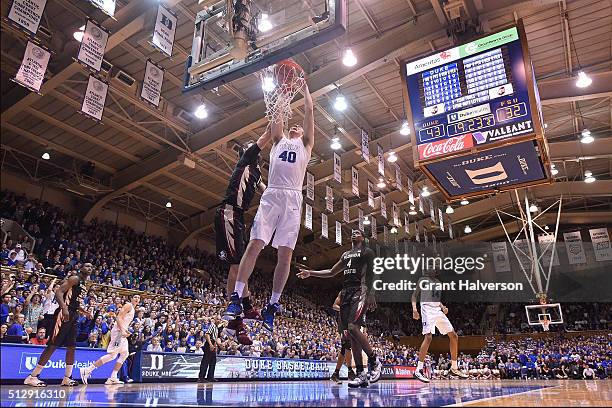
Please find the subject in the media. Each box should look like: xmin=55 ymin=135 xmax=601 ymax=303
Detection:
xmin=117 ymin=350 xmax=129 ymax=364
xmin=100 ymin=354 xmax=115 ymax=365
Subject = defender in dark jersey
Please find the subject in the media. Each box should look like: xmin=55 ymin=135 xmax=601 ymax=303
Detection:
xmin=330 ymin=291 xmax=356 ymax=383
xmin=24 ymin=263 xmax=92 ymax=387
xmin=297 ymin=229 xmax=382 ymax=388
xmin=216 ymin=128 xmax=272 ymax=343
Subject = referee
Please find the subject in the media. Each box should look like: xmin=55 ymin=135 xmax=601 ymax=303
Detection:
xmin=199 ymin=317 xmax=225 ymax=383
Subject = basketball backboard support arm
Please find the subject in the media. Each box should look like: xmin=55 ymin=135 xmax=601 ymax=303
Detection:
xmin=183 ymin=0 xmax=347 ymax=93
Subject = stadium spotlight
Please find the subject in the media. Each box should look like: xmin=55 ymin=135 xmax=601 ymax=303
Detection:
xmin=580 ymin=129 xmax=594 ymax=144
xmin=445 ymin=205 xmax=454 ymax=214
xmin=194 ymin=104 xmax=208 ymax=119
xmin=464 ymin=225 xmax=472 ymax=234
xmin=165 ymin=201 xmax=172 ymax=208
xmin=258 ymin=13 xmax=273 ymax=32
xmin=575 ymin=71 xmax=592 ymax=88
xmin=584 ymin=170 xmax=596 ymax=183
xmin=73 ymin=25 xmax=85 ymax=42
xmin=529 ymin=203 xmax=538 ymax=213
xmin=409 ymin=205 xmax=417 ymax=215
xmin=377 ymin=178 xmax=386 ymax=188
xmin=330 ymin=137 xmax=341 ymax=150
xmin=400 ymin=121 xmax=410 ymax=135
xmin=41 ymin=152 xmax=50 ymax=160
xmin=551 ymin=163 xmax=559 ymax=176
xmin=342 ymin=48 xmax=357 ymax=67
xmin=363 ymin=216 xmax=371 ymax=225
xmin=421 ymin=186 xmax=430 ymax=197
xmin=334 ymin=96 xmax=347 ymax=111
xmin=387 ymin=151 xmax=397 ymax=163
xmin=390 ymin=227 xmax=398 ymax=234
xmin=302 ymin=256 xmax=307 ymax=261
xmin=460 ymin=199 xmax=469 ymax=205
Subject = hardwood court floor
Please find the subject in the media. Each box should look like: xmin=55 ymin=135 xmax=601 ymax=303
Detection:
xmin=0 ymin=379 xmax=609 ymax=406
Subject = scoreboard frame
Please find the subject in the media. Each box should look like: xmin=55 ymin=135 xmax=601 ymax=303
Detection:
xmin=400 ymin=20 xmax=552 ymax=202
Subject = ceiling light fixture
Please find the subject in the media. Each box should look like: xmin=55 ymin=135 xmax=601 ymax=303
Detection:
xmin=575 ymin=71 xmax=592 ymax=88
xmin=165 ymin=201 xmax=172 ymax=208
xmin=377 ymin=178 xmax=386 ymax=188
xmin=387 ymin=151 xmax=397 ymax=163
xmin=445 ymin=205 xmax=454 ymax=214
xmin=464 ymin=225 xmax=472 ymax=234
xmin=41 ymin=152 xmax=50 ymax=160
xmin=584 ymin=170 xmax=595 ymax=183
xmin=342 ymin=48 xmax=357 ymax=67
xmin=194 ymin=104 xmax=208 ymax=119
xmin=258 ymin=13 xmax=273 ymax=32
xmin=580 ymin=129 xmax=594 ymax=144
xmin=73 ymin=25 xmax=85 ymax=42
xmin=400 ymin=121 xmax=410 ymax=135
xmin=334 ymin=95 xmax=347 ymax=111
xmin=460 ymin=199 xmax=469 ymax=206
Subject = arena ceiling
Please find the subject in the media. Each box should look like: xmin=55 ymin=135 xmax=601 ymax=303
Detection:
xmin=1 ymin=0 xmax=611 ymax=266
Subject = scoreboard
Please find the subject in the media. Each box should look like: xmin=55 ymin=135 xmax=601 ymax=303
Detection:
xmin=401 ymin=22 xmax=551 ymax=200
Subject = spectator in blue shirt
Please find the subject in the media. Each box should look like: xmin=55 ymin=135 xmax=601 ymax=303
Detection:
xmin=7 ymin=313 xmax=27 ymax=339
xmin=0 ymin=294 xmax=12 ymax=324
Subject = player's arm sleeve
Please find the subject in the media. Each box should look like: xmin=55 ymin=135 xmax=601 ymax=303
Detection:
xmin=237 ymin=143 xmax=261 ymax=167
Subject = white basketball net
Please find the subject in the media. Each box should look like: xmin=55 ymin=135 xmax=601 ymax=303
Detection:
xmin=540 ymin=319 xmax=550 ymax=331
xmin=258 ymin=62 xmax=305 ymax=128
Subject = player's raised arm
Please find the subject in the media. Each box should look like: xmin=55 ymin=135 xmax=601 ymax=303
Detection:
xmin=412 ymin=278 xmax=422 ymax=320
xmin=256 ymin=124 xmax=273 ymax=149
xmin=302 ymin=82 xmax=314 ymax=151
xmin=297 ymin=257 xmax=344 ymax=279
xmin=270 ymin=118 xmax=284 ymax=144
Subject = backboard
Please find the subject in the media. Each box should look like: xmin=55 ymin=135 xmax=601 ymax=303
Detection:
xmin=183 ymin=0 xmax=347 ymax=93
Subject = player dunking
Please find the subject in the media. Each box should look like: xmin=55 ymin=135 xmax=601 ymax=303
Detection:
xmin=224 ymin=83 xmax=314 ymax=334
xmin=297 ymin=229 xmax=382 ymax=388
xmin=80 ymin=294 xmax=140 ymax=385
xmin=24 ymin=263 xmax=92 ymax=387
xmin=411 ymin=271 xmax=468 ymax=383
xmin=216 ymin=128 xmax=273 ymax=344
xmin=330 ymin=291 xmax=356 ymax=383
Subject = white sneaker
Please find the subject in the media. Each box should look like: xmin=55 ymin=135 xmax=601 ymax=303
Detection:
xmin=348 ymin=371 xmax=369 ymax=388
xmin=105 ymin=378 xmax=124 ymax=385
xmin=450 ymin=368 xmax=468 ymax=379
xmin=414 ymin=368 xmax=430 ymax=383
xmin=24 ymin=375 xmax=46 ymax=387
xmin=368 ymin=357 xmax=383 ymax=384
xmin=80 ymin=367 xmax=91 ymax=385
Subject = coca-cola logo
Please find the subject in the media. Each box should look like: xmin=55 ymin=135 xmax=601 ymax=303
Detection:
xmin=419 ymin=134 xmax=473 ymax=160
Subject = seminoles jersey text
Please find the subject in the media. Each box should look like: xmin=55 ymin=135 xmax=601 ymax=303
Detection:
xmin=341 ymin=247 xmax=375 ymax=289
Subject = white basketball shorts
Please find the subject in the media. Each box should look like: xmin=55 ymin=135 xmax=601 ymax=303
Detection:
xmin=107 ymin=329 xmax=129 ymax=355
xmin=250 ymin=188 xmax=303 ymax=250
xmin=421 ymin=303 xmax=454 ymax=335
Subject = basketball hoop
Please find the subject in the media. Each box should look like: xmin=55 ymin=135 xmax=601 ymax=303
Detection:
xmin=540 ymin=318 xmax=551 ymax=332
xmin=258 ymin=59 xmax=305 ymax=127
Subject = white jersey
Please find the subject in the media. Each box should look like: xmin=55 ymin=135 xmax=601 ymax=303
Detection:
xmin=108 ymin=303 xmax=135 ymax=355
xmin=111 ymin=303 xmax=135 ymax=335
xmin=268 ymin=136 xmax=310 ymax=191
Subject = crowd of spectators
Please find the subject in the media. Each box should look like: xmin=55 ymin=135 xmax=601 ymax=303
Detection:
xmin=0 ymin=190 xmax=610 ymax=381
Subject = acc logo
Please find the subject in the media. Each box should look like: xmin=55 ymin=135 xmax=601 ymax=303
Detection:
xmin=465 ymin=42 xmax=478 ymax=54
xmin=150 ymin=354 xmax=164 ymax=370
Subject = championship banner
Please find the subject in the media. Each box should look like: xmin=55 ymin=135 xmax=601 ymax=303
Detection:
xmin=377 ymin=145 xmax=385 ymax=176
xmin=371 ymin=217 xmax=377 ymax=239
xmin=326 ymin=185 xmax=333 ymax=212
xmin=538 ymin=234 xmax=560 ymax=267
xmin=395 ymin=165 xmax=403 ymax=191
xmin=304 ymin=203 xmax=312 ymax=231
xmin=152 ymin=4 xmax=177 ymax=57
xmin=77 ymin=19 xmax=109 ymax=72
xmin=380 ymin=194 xmax=387 ymax=219
xmin=13 ymin=41 xmax=50 ymax=93
xmin=415 ymin=224 xmax=420 ymax=242
xmin=335 ymin=221 xmax=342 ymax=245
xmin=87 ymin=0 xmax=116 ymax=17
xmin=418 ymin=197 xmax=424 ymax=214
xmin=383 ymin=226 xmax=389 ymax=245
xmin=367 ymin=181 xmax=374 ymax=208
xmin=404 ymin=212 xmax=409 ymax=234
xmin=429 ymin=200 xmax=435 ymax=223
xmin=407 ymin=177 xmax=415 ymax=204
xmin=514 ymin=239 xmax=531 ymax=269
xmin=361 ymin=129 xmax=370 ymax=163
xmin=140 ymin=59 xmax=165 ymax=108
xmin=333 ymin=152 xmax=341 ymax=183
xmin=392 ymin=202 xmax=399 ymax=227
xmin=358 ymin=208 xmax=364 ymax=232
xmin=306 ymin=172 xmax=314 ymax=201
xmin=351 ymin=166 xmax=359 ymax=196
xmin=342 ymin=198 xmax=349 ymax=223
xmin=491 ymin=242 xmax=511 ymax=273
xmin=321 ymin=213 xmax=328 ymax=239
xmin=438 ymin=208 xmax=445 ymax=232
xmin=449 ymin=225 xmax=453 ymax=240
xmin=563 ymin=231 xmax=587 ymax=265
xmin=81 ymin=75 xmax=108 ymax=121
xmin=589 ymin=228 xmax=612 ymax=262
xmin=7 ymin=0 xmax=47 ymax=36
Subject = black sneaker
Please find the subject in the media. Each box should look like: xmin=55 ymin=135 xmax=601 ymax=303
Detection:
xmin=330 ymin=372 xmax=341 ymax=384
xmin=348 ymin=371 xmax=369 ymax=388
xmin=348 ymin=369 xmax=356 ymax=381
xmin=414 ymin=368 xmax=430 ymax=383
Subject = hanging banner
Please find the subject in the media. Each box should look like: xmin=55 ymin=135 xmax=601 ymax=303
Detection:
xmin=589 ymin=228 xmax=612 ymax=262
xmin=361 ymin=129 xmax=370 ymax=163
xmin=140 ymin=60 xmax=165 ymax=108
xmin=415 ymin=224 xmax=421 ymax=242
xmin=514 ymin=239 xmax=532 ymax=270
xmin=335 ymin=221 xmax=342 ymax=245
xmin=304 ymin=204 xmax=312 ymax=231
xmin=491 ymin=242 xmax=511 ymax=273
xmin=326 ymin=186 xmax=333 ymax=212
xmin=7 ymin=0 xmax=47 ymax=36
xmin=13 ymin=41 xmax=50 ymax=93
xmin=351 ymin=167 xmax=359 ymax=197
xmin=371 ymin=217 xmax=377 ymax=240
xmin=449 ymin=225 xmax=454 ymax=240
xmin=563 ymin=231 xmax=587 ymax=265
xmin=358 ymin=208 xmax=364 ymax=232
xmin=407 ymin=178 xmax=415 ymax=205
xmin=321 ymin=214 xmax=328 ymax=239
xmin=152 ymin=4 xmax=177 ymax=57
xmin=333 ymin=153 xmax=342 ymax=183
xmin=438 ymin=208 xmax=445 ymax=232
xmin=380 ymin=194 xmax=387 ymax=219
xmin=429 ymin=200 xmax=436 ymax=223
xmin=306 ymin=172 xmax=314 ymax=201
xmin=383 ymin=226 xmax=389 ymax=245
xmin=377 ymin=145 xmax=385 ymax=176
xmin=392 ymin=202 xmax=399 ymax=227
xmin=424 ymin=232 xmax=429 ymax=247
xmin=538 ymin=234 xmax=560 ymax=268
xmin=367 ymin=181 xmax=374 ymax=208
xmin=342 ymin=198 xmax=350 ymax=223
xmin=77 ymin=19 xmax=109 ymax=72
xmin=395 ymin=165 xmax=403 ymax=191
xmin=404 ymin=212 xmax=409 ymax=234
xmin=418 ymin=197 xmax=424 ymax=214
xmin=87 ymin=0 xmax=116 ymax=17
xmin=81 ymin=75 xmax=108 ymax=121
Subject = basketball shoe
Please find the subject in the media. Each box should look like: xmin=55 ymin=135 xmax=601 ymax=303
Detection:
xmin=261 ymin=303 xmax=280 ymax=333
xmin=348 ymin=371 xmax=369 ymax=388
xmin=223 ymin=292 xmax=243 ymax=320
xmin=368 ymin=355 xmax=383 ymax=383
xmin=414 ymin=368 xmax=430 ymax=383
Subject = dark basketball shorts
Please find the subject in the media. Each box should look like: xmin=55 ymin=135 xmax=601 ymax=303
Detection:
xmin=336 ymin=314 xmax=352 ymax=351
xmin=48 ymin=309 xmax=78 ymax=347
xmin=339 ymin=286 xmax=367 ymax=333
xmin=215 ymin=204 xmax=246 ymax=265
